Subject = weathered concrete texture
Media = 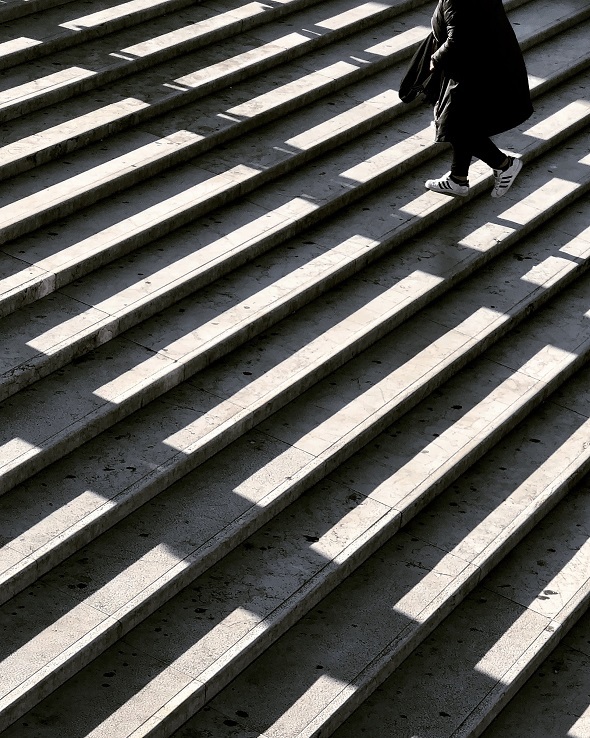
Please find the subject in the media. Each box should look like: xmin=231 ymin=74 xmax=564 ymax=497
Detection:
xmin=481 ymin=606 xmax=590 ymax=738
xmin=0 ymin=0 xmax=589 ymax=735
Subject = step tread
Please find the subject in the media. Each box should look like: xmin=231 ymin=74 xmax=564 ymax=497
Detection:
xmin=3 ymin=318 xmax=589 ymax=737
xmin=0 ymin=63 xmax=589 ymax=494
xmin=0 ymin=0 xmax=425 ymax=119
xmin=0 ymin=113 xmax=588 ymax=600
xmin=0 ymin=153 xmax=589 ymax=729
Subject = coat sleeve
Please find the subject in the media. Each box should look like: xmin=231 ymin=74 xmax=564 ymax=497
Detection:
xmin=431 ymin=0 xmax=471 ymax=76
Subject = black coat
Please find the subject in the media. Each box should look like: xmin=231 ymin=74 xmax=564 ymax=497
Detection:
xmin=430 ymin=0 xmax=533 ymax=142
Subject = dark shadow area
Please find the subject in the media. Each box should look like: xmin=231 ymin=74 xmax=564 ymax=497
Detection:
xmin=325 ymin=474 xmax=590 ymax=738
xmin=0 ymin=122 xmax=588 ymax=596
xmin=0 ymin=3 xmax=589 ymax=730
xmin=0 ymin=252 xmax=589 ymax=734
xmin=479 ymin=607 xmax=590 ymax=737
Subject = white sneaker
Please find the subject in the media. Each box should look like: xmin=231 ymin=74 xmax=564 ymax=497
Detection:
xmin=492 ymin=156 xmax=523 ymax=198
xmin=425 ymin=173 xmax=469 ymax=197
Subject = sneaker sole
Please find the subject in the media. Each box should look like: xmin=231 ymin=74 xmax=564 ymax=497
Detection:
xmin=424 ymin=184 xmax=469 ymax=198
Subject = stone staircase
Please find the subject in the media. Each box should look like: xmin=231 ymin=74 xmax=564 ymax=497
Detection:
xmin=0 ymin=0 xmax=589 ymax=734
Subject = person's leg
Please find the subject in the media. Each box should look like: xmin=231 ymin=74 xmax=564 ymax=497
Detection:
xmin=468 ymin=135 xmax=524 ymax=198
xmin=469 ymin=136 xmax=508 ymax=171
xmin=450 ymin=141 xmax=473 ymax=182
xmin=424 ymin=138 xmax=471 ymax=197
xmin=424 ymin=134 xmax=522 ymax=198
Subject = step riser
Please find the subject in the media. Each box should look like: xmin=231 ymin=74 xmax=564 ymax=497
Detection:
xmin=2 ymin=216 xmax=589 ymax=731
xmin=0 ymin=0 xmax=431 ymax=124
xmin=3 ymin=100 xmax=589 ymax=500
xmin=2 ymin=327 xmax=588 ymax=737
xmin=0 ymin=0 xmax=71 ymax=23
xmin=0 ymin=0 xmax=198 ymax=71
xmin=0 ymin=0 xmax=577 ymax=194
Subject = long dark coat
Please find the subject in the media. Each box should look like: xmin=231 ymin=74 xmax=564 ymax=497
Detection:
xmin=431 ymin=0 xmax=533 ymax=142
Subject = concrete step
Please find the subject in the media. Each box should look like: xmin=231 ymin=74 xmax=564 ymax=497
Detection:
xmin=0 ymin=125 xmax=586 ymax=604
xmin=0 ymin=0 xmax=575 ymax=182
xmin=0 ymin=0 xmax=435 ymax=122
xmin=162 ymin=366 xmax=590 ymax=738
xmin=2 ymin=273 xmax=589 ymax=736
xmin=0 ymin=24 xmax=586 ymax=403
xmin=0 ymin=66 xmax=587 ymax=496
xmin=0 ymin=0 xmax=432 ymax=181
xmin=480 ymin=596 xmax=590 ymax=737
xmin=0 ymin=0 xmax=76 ymax=24
xmin=0 ymin=150 xmax=589 ymax=728
xmin=1 ymin=5 xmax=588 ymax=316
xmin=0 ymin=0 xmax=198 ymax=70
xmin=0 ymin=117 xmax=586 ymax=619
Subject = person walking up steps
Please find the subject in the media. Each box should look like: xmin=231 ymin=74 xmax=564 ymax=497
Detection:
xmin=423 ymin=0 xmax=533 ymax=198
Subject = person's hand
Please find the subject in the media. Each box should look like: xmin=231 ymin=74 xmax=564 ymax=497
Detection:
xmin=430 ymin=57 xmax=436 ymax=71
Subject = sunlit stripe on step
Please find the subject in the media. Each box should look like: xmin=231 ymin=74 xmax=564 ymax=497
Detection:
xmin=0 ymin=67 xmax=96 ymax=110
xmin=120 ymin=1 xmax=270 ymax=57
xmin=315 ymin=2 xmax=394 ymax=31
xmin=0 ymin=438 xmax=40 ymax=467
xmin=0 ymin=98 xmax=150 ymax=170
xmin=365 ymin=24 xmax=430 ymax=55
xmin=570 ymin=708 xmax=590 ymax=738
xmin=0 ymin=130 xmax=204 ymax=234
xmin=340 ymin=125 xmax=434 ymax=184
xmin=499 ymin=178 xmax=581 ymax=226
xmin=61 ymin=0 xmax=181 ymax=30
xmin=225 ymin=61 xmax=360 ymax=118
xmin=0 ymin=37 xmax=41 ymax=58
xmin=523 ymin=99 xmax=590 ymax=139
xmin=285 ymin=89 xmax=401 ymax=150
xmin=175 ymin=33 xmax=311 ymax=89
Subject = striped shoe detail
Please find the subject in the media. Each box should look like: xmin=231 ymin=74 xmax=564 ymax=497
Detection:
xmin=425 ymin=173 xmax=469 ymax=197
xmin=492 ymin=157 xmax=523 ymax=198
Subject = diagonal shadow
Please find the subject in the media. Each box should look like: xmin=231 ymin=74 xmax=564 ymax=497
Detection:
xmin=0 ymin=127 xmax=588 ymax=587
xmin=0 ymin=251 xmax=589 ymax=736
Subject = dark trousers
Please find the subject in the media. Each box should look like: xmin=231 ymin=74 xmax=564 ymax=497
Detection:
xmin=450 ymin=136 xmax=507 ymax=178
